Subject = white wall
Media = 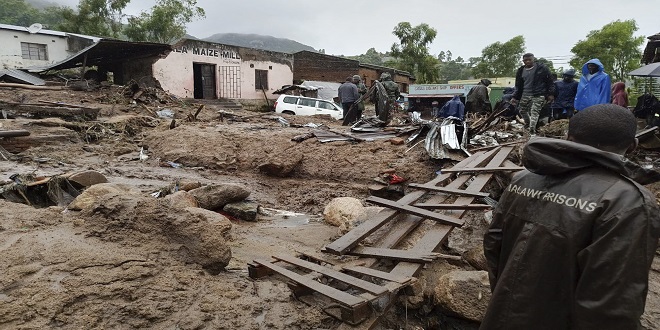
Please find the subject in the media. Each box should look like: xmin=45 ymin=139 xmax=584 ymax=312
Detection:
xmin=153 ymin=40 xmax=293 ymax=100
xmin=0 ymin=30 xmax=70 ymax=69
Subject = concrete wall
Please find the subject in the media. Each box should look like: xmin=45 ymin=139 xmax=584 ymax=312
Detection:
xmin=0 ymin=30 xmax=70 ymax=69
xmin=153 ymin=39 xmax=293 ymax=100
xmin=293 ymin=51 xmax=360 ymax=84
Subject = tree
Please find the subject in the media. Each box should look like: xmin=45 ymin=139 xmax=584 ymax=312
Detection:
xmin=124 ymin=0 xmax=204 ymax=43
xmin=54 ymin=0 xmax=130 ymax=38
xmin=570 ymin=20 xmax=645 ymax=82
xmin=389 ymin=22 xmax=439 ymax=83
xmin=0 ymin=0 xmax=42 ymax=26
xmin=347 ymin=47 xmax=384 ymax=66
xmin=437 ymin=50 xmax=472 ymax=83
xmin=536 ymin=58 xmax=556 ymax=75
xmin=472 ymin=35 xmax=526 ymax=78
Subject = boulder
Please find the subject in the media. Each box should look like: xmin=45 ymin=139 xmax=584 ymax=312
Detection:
xmin=66 ymin=170 xmax=108 ymax=187
xmin=223 ymin=201 xmax=259 ymax=221
xmin=164 ymin=191 xmax=198 ymax=209
xmin=68 ymin=183 xmax=140 ymax=211
xmin=257 ymin=151 xmax=303 ymax=177
xmin=434 ymin=271 xmax=491 ymax=322
xmin=179 ymin=180 xmax=202 ymax=192
xmin=462 ymin=245 xmax=488 ymax=271
xmin=174 ymin=207 xmax=233 ymax=273
xmin=188 ymin=184 xmax=250 ymax=211
xmin=324 ymin=197 xmax=384 ymax=233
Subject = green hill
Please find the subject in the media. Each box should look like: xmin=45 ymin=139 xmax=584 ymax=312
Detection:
xmin=203 ymin=33 xmax=315 ymax=54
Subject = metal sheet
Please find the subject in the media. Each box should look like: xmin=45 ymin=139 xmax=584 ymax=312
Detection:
xmin=0 ymin=69 xmax=45 ymax=85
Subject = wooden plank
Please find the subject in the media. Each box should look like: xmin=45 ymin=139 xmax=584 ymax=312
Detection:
xmin=342 ymin=266 xmax=412 ymax=284
xmin=323 ymin=149 xmax=494 ymax=255
xmin=272 ymin=255 xmax=388 ymax=295
xmin=413 ymin=203 xmax=492 ymax=210
xmin=372 ymin=148 xmax=501 ymax=249
xmin=253 ymin=259 xmax=367 ymax=307
xmin=440 ymin=166 xmax=524 ymax=173
xmin=348 ymin=247 xmax=439 ymax=263
xmin=365 ymin=196 xmax=463 ymax=227
xmin=407 ymin=184 xmax=490 ymax=198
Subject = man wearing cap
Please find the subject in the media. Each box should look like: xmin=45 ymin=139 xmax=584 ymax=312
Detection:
xmin=511 ymin=53 xmax=556 ymax=135
xmin=551 ymin=69 xmax=579 ymax=120
xmin=466 ymin=79 xmax=492 ymax=114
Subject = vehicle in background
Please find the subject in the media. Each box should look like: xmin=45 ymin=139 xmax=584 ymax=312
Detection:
xmin=273 ymin=95 xmax=343 ymax=120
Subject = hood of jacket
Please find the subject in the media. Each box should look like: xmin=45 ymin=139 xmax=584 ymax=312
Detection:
xmin=582 ymin=58 xmax=605 ymax=76
xmin=523 ymin=137 xmax=660 ymax=184
xmin=612 ymin=81 xmax=626 ymax=95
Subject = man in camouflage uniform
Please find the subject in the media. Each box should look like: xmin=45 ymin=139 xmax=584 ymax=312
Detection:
xmin=511 ymin=53 xmax=555 ymax=135
xmin=379 ymin=72 xmax=400 ymax=122
xmin=353 ymin=74 xmax=368 ymax=120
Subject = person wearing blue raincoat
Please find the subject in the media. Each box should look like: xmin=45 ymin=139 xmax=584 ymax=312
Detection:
xmin=437 ymin=95 xmax=465 ymax=120
xmin=574 ymin=59 xmax=611 ymax=111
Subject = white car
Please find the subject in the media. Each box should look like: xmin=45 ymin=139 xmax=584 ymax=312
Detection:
xmin=274 ymin=95 xmax=343 ymax=120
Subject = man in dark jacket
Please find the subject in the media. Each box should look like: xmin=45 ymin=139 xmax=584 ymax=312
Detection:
xmin=338 ymin=76 xmax=359 ymax=120
xmin=437 ymin=95 xmax=465 ymax=120
xmin=511 ymin=53 xmax=555 ymax=134
xmin=481 ymin=104 xmax=660 ymax=330
xmin=551 ymin=69 xmax=579 ymax=120
xmin=466 ymin=78 xmax=492 ymax=114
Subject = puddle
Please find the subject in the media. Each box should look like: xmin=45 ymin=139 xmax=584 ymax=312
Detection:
xmin=259 ymin=208 xmax=321 ymax=228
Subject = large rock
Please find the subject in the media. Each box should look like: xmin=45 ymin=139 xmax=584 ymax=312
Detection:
xmin=188 ymin=184 xmax=250 ymax=210
xmin=175 ymin=207 xmax=233 ymax=273
xmin=66 ymin=170 xmax=108 ymax=187
xmin=68 ymin=183 xmax=140 ymax=211
xmin=434 ymin=271 xmax=491 ymax=322
xmin=223 ymin=201 xmax=259 ymax=221
xmin=258 ymin=152 xmax=303 ymax=177
xmin=463 ymin=245 xmax=488 ymax=271
xmin=164 ymin=191 xmax=198 ymax=209
xmin=323 ymin=197 xmax=383 ymax=233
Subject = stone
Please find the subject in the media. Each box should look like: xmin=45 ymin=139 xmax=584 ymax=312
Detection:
xmin=257 ymin=152 xmax=303 ymax=177
xmin=188 ymin=184 xmax=250 ymax=211
xmin=66 ymin=170 xmax=108 ymax=187
xmin=179 ymin=180 xmax=202 ymax=192
xmin=463 ymin=245 xmax=488 ymax=271
xmin=164 ymin=191 xmax=198 ymax=209
xmin=389 ymin=137 xmax=405 ymax=145
xmin=323 ymin=197 xmax=383 ymax=233
xmin=434 ymin=271 xmax=491 ymax=322
xmin=68 ymin=183 xmax=140 ymax=211
xmin=223 ymin=201 xmax=259 ymax=221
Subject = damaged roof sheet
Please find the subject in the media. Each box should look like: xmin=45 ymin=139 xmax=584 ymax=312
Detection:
xmin=0 ymin=69 xmax=45 ymax=85
xmin=26 ymin=39 xmax=172 ymax=73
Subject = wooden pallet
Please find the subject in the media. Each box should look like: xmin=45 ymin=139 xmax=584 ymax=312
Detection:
xmin=248 ymin=146 xmax=520 ymax=326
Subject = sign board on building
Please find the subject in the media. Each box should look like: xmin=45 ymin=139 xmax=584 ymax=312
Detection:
xmin=409 ymin=84 xmax=476 ymax=97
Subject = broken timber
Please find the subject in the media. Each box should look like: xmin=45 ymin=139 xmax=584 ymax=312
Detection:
xmin=440 ymin=166 xmax=524 ymax=173
xmin=249 ymin=146 xmax=517 ymax=327
xmin=0 ymin=102 xmax=100 ymax=121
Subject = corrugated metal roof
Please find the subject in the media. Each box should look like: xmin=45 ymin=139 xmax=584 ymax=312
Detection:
xmin=0 ymin=69 xmax=45 ymax=85
xmin=26 ymin=39 xmax=172 ymax=72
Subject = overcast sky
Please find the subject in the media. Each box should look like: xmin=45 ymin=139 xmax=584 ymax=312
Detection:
xmin=51 ymin=0 xmax=659 ymax=69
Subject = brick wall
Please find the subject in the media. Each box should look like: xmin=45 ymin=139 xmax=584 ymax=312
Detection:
xmin=293 ymin=51 xmax=360 ymax=84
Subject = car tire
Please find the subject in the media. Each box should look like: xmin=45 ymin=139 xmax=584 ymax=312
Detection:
xmin=282 ymin=111 xmax=295 ymax=115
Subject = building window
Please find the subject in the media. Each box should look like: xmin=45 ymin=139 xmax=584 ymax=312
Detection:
xmin=255 ymin=69 xmax=268 ymax=90
xmin=21 ymin=42 xmax=48 ymax=60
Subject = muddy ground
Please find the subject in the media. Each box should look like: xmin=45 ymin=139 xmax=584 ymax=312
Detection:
xmin=0 ymin=86 xmax=658 ymax=329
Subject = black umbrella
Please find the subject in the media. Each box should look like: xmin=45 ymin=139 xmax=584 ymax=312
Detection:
xmin=628 ymin=62 xmax=660 ymax=77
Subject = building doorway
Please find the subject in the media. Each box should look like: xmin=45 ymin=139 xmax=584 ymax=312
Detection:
xmin=193 ymin=63 xmax=216 ymax=99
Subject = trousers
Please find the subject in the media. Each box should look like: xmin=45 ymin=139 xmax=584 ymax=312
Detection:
xmin=519 ymin=96 xmax=545 ymax=134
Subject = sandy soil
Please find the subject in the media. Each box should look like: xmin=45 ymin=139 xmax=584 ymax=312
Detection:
xmin=0 ymin=86 xmax=658 ymax=329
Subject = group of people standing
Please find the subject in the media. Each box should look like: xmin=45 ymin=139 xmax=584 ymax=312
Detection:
xmin=512 ymin=53 xmax=630 ymax=135
xmin=480 ymin=54 xmax=659 ymax=329
xmin=337 ymin=72 xmax=400 ymax=125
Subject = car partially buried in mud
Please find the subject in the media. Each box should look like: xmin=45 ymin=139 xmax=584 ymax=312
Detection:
xmin=273 ymin=95 xmax=343 ymax=120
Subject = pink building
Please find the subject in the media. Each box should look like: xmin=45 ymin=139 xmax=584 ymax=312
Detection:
xmin=154 ymin=39 xmax=294 ymax=101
